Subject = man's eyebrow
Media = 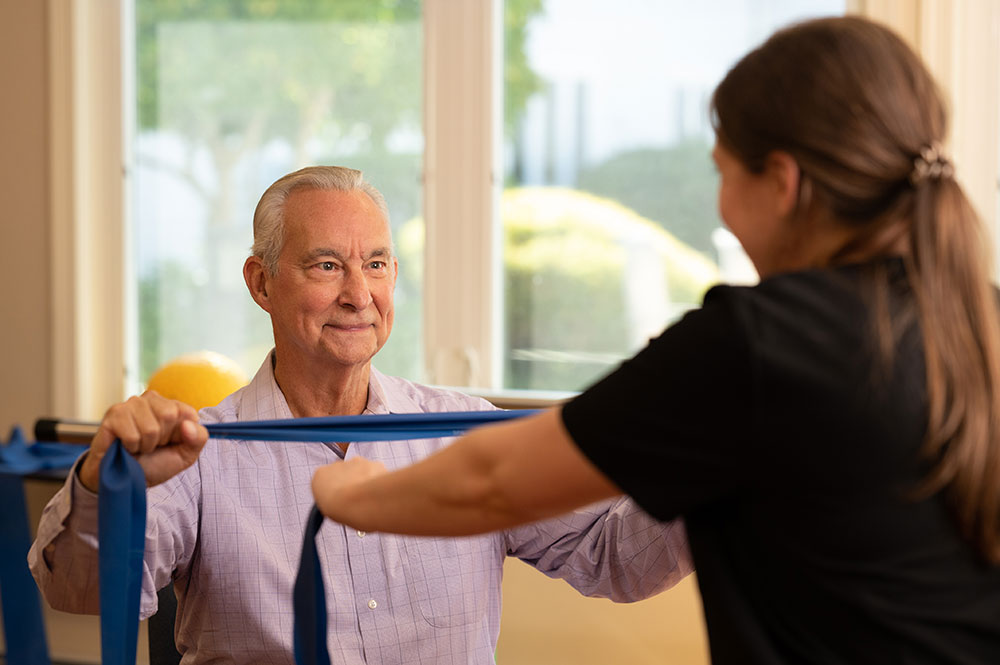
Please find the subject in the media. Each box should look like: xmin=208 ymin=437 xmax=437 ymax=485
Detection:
xmin=302 ymin=247 xmax=392 ymax=262
xmin=304 ymin=248 xmax=345 ymax=262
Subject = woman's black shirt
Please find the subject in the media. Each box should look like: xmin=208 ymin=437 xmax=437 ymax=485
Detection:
xmin=562 ymin=259 xmax=1000 ymax=664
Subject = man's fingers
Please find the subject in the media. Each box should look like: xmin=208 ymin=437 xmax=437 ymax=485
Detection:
xmin=176 ymin=400 xmax=199 ymax=422
xmin=129 ymin=393 xmax=169 ymax=454
xmin=168 ymin=401 xmax=206 ymax=456
xmin=82 ymin=392 xmax=208 ymax=490
xmin=102 ymin=399 xmax=145 ymax=454
xmin=144 ymin=390 xmax=194 ymax=450
xmin=79 ymin=424 xmax=119 ymax=493
xmin=179 ymin=419 xmax=209 ymax=449
xmin=137 ymin=419 xmax=209 ymax=487
xmin=90 ymin=420 xmax=118 ymax=456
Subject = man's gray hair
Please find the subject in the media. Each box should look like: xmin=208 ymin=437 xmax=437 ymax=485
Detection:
xmin=251 ymin=165 xmax=391 ymax=275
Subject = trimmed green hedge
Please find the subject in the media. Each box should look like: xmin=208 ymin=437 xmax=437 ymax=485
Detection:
xmin=386 ymin=187 xmax=720 ymax=390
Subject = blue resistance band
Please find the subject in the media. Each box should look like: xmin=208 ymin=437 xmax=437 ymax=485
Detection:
xmin=294 ymin=506 xmax=330 ymax=665
xmin=98 ymin=440 xmax=147 ymax=665
xmin=0 ymin=427 xmax=87 ymax=665
xmin=2 ymin=409 xmax=539 ymax=665
xmin=204 ymin=409 xmax=537 ymax=441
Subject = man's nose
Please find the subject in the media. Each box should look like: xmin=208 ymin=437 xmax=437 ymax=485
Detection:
xmin=338 ymin=269 xmax=373 ymax=310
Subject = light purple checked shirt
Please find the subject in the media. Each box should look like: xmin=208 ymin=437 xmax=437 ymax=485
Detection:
xmin=29 ymin=352 xmax=692 ymax=664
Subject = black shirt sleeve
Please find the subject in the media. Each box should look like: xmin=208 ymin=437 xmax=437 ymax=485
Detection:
xmin=561 ymin=285 xmax=755 ymax=522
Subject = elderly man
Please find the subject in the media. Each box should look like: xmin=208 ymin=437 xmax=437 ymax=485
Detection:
xmin=29 ymin=166 xmax=691 ymax=664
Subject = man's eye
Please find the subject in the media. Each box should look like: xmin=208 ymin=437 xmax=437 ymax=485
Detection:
xmin=318 ymin=262 xmax=336 ymax=271
xmin=369 ymin=261 xmax=386 ymax=270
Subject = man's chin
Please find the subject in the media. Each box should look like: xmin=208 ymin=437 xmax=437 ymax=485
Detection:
xmin=316 ymin=342 xmax=380 ymax=368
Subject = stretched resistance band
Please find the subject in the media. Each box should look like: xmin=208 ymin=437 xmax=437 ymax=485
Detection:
xmin=95 ymin=409 xmax=538 ymax=665
xmin=204 ymin=409 xmax=537 ymax=441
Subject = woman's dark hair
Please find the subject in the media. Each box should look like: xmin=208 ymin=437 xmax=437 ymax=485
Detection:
xmin=711 ymin=16 xmax=1000 ymax=563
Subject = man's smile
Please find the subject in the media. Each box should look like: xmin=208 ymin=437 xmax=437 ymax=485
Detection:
xmin=324 ymin=322 xmax=373 ymax=332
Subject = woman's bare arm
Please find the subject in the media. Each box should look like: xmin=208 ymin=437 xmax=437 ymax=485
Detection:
xmin=311 ymin=408 xmax=621 ymax=535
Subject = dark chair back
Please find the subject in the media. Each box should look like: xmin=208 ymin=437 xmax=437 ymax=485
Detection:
xmin=148 ymin=585 xmax=182 ymax=665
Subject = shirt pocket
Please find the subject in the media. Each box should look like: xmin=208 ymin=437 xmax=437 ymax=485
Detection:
xmin=401 ymin=534 xmax=501 ymax=628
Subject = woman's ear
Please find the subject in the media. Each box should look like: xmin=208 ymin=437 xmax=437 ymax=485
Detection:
xmin=243 ymin=256 xmax=273 ymax=313
xmin=764 ymin=150 xmax=802 ymax=219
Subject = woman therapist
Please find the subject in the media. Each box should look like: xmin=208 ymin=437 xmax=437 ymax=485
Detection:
xmin=312 ymin=16 xmax=1000 ymax=664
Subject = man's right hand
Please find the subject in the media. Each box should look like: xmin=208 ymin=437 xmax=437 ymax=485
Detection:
xmin=78 ymin=391 xmax=209 ymax=493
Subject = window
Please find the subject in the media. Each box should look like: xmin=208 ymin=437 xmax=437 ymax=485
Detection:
xmin=128 ymin=0 xmax=847 ymax=398
xmin=130 ymin=1 xmax=425 ymax=387
xmin=499 ymin=0 xmax=844 ymax=390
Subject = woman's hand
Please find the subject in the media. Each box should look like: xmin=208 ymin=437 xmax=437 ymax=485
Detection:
xmin=77 ymin=390 xmax=209 ymax=492
xmin=311 ymin=458 xmax=388 ymax=523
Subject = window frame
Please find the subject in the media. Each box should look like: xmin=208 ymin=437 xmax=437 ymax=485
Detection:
xmin=48 ymin=0 xmax=129 ymax=419
xmin=48 ymin=0 xmax=1000 ymax=418
xmin=857 ymin=0 xmax=1000 ymax=269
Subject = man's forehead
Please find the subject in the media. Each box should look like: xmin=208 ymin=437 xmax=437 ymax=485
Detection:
xmin=286 ymin=224 xmax=393 ymax=254
xmin=284 ymin=189 xmax=389 ymax=230
xmin=285 ymin=186 xmax=381 ymax=214
xmin=280 ymin=193 xmax=391 ymax=259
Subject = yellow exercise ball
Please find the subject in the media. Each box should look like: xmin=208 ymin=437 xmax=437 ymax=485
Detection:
xmin=145 ymin=351 xmax=249 ymax=410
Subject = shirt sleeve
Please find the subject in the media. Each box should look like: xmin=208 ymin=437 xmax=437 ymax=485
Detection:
xmin=504 ymin=498 xmax=693 ymax=602
xmin=28 ymin=453 xmax=204 ymax=620
xmin=561 ymin=286 xmax=755 ymax=522
xmin=27 ymin=453 xmax=102 ymax=614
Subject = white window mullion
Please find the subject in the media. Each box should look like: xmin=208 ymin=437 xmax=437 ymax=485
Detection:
xmin=422 ymin=0 xmax=501 ymax=389
xmin=915 ymin=0 xmax=1000 ymax=263
xmin=854 ymin=0 xmax=1000 ymax=269
xmin=48 ymin=0 xmax=127 ymax=419
xmin=931 ymin=1 xmax=1000 ymax=266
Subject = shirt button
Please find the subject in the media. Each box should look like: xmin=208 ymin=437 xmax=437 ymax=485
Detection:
xmin=367 ymin=599 xmax=378 ymax=610
xmin=357 ymin=530 xmax=366 ymax=538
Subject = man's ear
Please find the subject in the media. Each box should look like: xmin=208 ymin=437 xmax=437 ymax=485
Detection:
xmin=243 ymin=256 xmax=273 ymax=313
xmin=764 ymin=150 xmax=802 ymax=220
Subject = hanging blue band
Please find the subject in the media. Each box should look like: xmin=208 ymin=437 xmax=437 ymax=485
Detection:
xmin=3 ymin=409 xmax=540 ymax=665
xmin=293 ymin=506 xmax=330 ymax=665
xmin=0 ymin=473 xmax=50 ymax=665
xmin=0 ymin=426 xmax=85 ymax=665
xmin=98 ymin=440 xmax=147 ymax=665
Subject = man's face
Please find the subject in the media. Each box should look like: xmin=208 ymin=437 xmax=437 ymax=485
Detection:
xmin=263 ymin=187 xmax=397 ymax=370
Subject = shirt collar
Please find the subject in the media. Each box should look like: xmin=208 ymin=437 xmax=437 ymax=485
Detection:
xmin=365 ymin=367 xmax=391 ymax=415
xmin=240 ymin=349 xmax=398 ymax=421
